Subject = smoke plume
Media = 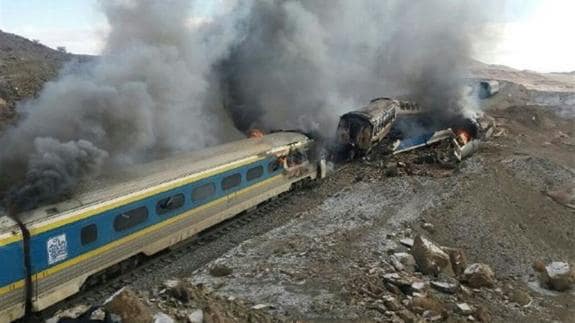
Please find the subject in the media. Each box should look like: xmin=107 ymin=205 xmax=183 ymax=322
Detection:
xmin=0 ymin=0 xmax=244 ymax=211
xmin=6 ymin=138 xmax=108 ymax=211
xmin=0 ymin=0 xmax=503 ymax=212
xmin=221 ymin=0 xmax=500 ymax=134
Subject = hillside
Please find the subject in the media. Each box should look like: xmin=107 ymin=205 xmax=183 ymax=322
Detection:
xmin=0 ymin=30 xmax=89 ymax=127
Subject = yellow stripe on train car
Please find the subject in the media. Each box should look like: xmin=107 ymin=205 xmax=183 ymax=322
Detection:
xmin=0 ymin=156 xmax=264 ymax=247
xmin=0 ymin=174 xmax=283 ymax=297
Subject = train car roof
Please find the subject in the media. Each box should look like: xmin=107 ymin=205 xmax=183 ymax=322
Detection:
xmin=342 ymin=98 xmax=399 ymax=121
xmin=0 ymin=132 xmax=310 ymax=233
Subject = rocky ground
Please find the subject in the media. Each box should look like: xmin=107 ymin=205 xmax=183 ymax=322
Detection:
xmin=48 ymin=101 xmax=575 ymax=323
xmin=2 ymin=33 xmax=574 ymax=323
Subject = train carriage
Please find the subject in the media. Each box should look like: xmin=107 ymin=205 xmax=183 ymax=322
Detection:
xmin=0 ymin=132 xmax=325 ymax=322
xmin=336 ymin=97 xmax=398 ymax=158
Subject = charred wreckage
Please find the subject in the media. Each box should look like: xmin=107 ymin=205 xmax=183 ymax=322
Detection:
xmin=0 ymin=95 xmax=493 ymax=323
xmin=335 ymin=97 xmax=493 ymax=163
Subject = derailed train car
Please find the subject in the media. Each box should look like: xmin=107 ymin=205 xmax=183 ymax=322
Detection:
xmin=0 ymin=132 xmax=326 ymax=322
xmin=336 ymin=97 xmax=399 ymax=158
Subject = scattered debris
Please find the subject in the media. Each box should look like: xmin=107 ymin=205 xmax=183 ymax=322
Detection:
xmin=393 ymin=129 xmax=455 ymax=155
xmin=478 ymin=80 xmax=500 ymax=99
xmin=462 ymin=264 xmax=496 ymax=288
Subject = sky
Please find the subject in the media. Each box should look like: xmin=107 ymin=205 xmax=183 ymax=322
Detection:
xmin=0 ymin=0 xmax=574 ymax=73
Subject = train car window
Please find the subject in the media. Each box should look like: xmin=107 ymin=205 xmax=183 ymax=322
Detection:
xmin=192 ymin=182 xmax=215 ymax=201
xmin=114 ymin=207 xmax=149 ymax=232
xmin=81 ymin=224 xmax=98 ymax=245
xmin=156 ymin=193 xmax=185 ymax=215
xmin=268 ymin=160 xmax=281 ymax=174
xmin=246 ymin=166 xmax=264 ymax=181
xmin=222 ymin=173 xmax=242 ymax=191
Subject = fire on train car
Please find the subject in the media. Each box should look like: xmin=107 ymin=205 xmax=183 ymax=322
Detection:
xmin=336 ymin=97 xmax=398 ymax=158
xmin=0 ymin=132 xmax=326 ymax=323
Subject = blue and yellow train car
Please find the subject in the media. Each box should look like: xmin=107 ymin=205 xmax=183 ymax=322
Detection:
xmin=0 ymin=132 xmax=325 ymax=322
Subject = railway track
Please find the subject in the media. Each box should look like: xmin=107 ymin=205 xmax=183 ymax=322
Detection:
xmin=38 ymin=165 xmax=351 ymax=320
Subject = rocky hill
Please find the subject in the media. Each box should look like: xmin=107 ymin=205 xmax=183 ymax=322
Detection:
xmin=0 ymin=30 xmax=90 ymax=127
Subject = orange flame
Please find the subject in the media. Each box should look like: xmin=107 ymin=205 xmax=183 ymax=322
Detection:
xmin=455 ymin=129 xmax=471 ymax=145
xmin=248 ymin=129 xmax=265 ymax=138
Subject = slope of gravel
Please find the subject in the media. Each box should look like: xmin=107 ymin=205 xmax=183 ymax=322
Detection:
xmin=0 ymin=30 xmax=90 ymax=126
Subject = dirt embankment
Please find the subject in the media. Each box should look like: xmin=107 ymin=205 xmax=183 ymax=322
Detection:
xmin=0 ymin=30 xmax=90 ymax=128
xmin=69 ymin=104 xmax=574 ymax=323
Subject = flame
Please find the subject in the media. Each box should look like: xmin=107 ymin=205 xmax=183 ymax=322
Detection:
xmin=248 ymin=129 xmax=265 ymax=138
xmin=455 ymin=129 xmax=471 ymax=145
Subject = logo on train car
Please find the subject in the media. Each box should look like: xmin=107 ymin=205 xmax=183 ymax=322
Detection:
xmin=47 ymin=234 xmax=68 ymax=265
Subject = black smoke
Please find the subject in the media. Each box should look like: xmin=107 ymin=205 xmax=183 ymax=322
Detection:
xmin=0 ymin=0 xmax=245 ymax=212
xmin=5 ymin=139 xmax=108 ymax=212
xmin=0 ymin=0 xmax=504 ymax=213
xmin=220 ymin=0 xmax=502 ymax=136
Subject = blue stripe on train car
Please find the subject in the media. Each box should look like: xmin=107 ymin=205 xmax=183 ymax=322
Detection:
xmin=0 ymin=241 xmax=25 ymax=287
xmin=0 ymin=157 xmax=282 ymax=289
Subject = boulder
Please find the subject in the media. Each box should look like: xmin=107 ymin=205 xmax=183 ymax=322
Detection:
xmin=430 ymin=281 xmax=458 ymax=294
xmin=390 ymin=252 xmax=416 ymax=272
xmin=411 ymin=235 xmax=453 ymax=276
xmin=382 ymin=295 xmax=403 ymax=311
xmin=397 ymin=309 xmax=418 ymax=323
xmin=456 ymin=303 xmax=474 ymax=315
xmin=400 ymin=238 xmax=414 ymax=248
xmin=442 ymin=247 xmax=467 ymax=276
xmin=422 ymin=222 xmax=435 ymax=233
xmin=542 ymin=262 xmax=574 ymax=291
xmin=164 ymin=280 xmax=190 ymax=303
xmin=188 ymin=309 xmax=204 ymax=323
xmin=154 ymin=312 xmax=175 ymax=323
xmin=409 ymin=295 xmax=445 ymax=316
xmin=532 ymin=260 xmax=546 ymax=273
xmin=105 ymin=288 xmax=154 ymax=323
xmin=461 ymin=263 xmax=496 ymax=288
xmin=547 ymin=185 xmax=575 ymax=209
xmin=509 ymin=289 xmax=532 ymax=306
xmin=383 ymin=273 xmax=414 ymax=289
xmin=209 ymin=264 xmax=233 ymax=277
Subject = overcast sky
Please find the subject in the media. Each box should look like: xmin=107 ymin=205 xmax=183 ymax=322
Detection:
xmin=0 ymin=0 xmax=573 ymax=72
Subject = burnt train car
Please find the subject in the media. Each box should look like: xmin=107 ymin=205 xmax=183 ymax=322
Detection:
xmin=0 ymin=132 xmax=326 ymax=322
xmin=336 ymin=97 xmax=398 ymax=158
